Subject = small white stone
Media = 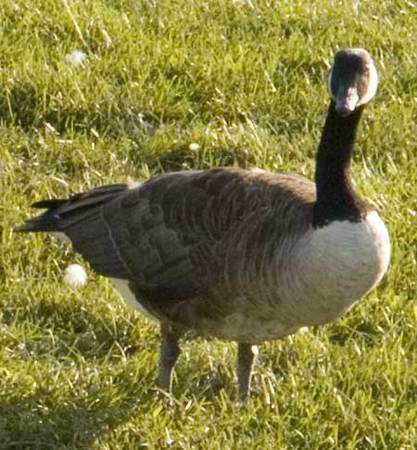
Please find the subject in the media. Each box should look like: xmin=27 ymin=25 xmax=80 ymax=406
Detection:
xmin=188 ymin=142 xmax=201 ymax=151
xmin=64 ymin=50 xmax=87 ymax=66
xmin=64 ymin=264 xmax=88 ymax=287
xmin=127 ymin=179 xmax=142 ymax=190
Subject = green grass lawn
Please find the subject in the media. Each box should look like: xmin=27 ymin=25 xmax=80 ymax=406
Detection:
xmin=1 ymin=0 xmax=416 ymax=448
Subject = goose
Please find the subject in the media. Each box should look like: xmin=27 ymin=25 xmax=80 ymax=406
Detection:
xmin=18 ymin=48 xmax=390 ymax=401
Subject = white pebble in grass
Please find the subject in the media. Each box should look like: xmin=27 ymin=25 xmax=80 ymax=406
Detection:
xmin=189 ymin=142 xmax=201 ymax=151
xmin=64 ymin=50 xmax=86 ymax=66
xmin=298 ymin=326 xmax=309 ymax=334
xmin=64 ymin=264 xmax=88 ymax=287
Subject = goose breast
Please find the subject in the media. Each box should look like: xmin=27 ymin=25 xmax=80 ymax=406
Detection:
xmin=291 ymin=210 xmax=391 ymax=325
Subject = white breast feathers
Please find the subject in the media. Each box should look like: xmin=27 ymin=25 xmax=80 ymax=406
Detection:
xmin=293 ymin=211 xmax=390 ymax=325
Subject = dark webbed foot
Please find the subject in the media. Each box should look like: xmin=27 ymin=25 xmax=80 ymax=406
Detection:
xmin=159 ymin=323 xmax=182 ymax=392
xmin=237 ymin=343 xmax=259 ymax=402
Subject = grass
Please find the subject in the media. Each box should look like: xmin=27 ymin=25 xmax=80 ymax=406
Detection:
xmin=0 ymin=0 xmax=416 ymax=448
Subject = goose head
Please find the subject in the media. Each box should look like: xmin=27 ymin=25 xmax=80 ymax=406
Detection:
xmin=327 ymin=48 xmax=378 ymax=117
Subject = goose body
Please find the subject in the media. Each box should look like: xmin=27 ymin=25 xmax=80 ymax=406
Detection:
xmin=103 ymin=168 xmax=389 ymax=344
xmin=18 ymin=48 xmax=390 ymax=400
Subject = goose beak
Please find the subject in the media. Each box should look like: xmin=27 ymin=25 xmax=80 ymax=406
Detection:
xmin=335 ymin=87 xmax=359 ymax=116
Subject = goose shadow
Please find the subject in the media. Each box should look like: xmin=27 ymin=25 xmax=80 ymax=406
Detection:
xmin=0 ymin=349 xmax=240 ymax=448
xmin=0 ymin=298 xmax=243 ymax=448
xmin=0 ymin=380 xmax=147 ymax=448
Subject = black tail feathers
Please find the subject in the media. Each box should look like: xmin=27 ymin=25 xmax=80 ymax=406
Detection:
xmin=16 ymin=183 xmax=129 ymax=233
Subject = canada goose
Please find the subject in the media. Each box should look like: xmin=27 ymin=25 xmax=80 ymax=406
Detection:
xmin=18 ymin=48 xmax=390 ymax=401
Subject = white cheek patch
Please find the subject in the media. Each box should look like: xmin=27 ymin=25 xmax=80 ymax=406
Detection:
xmin=358 ymin=62 xmax=378 ymax=106
xmin=327 ymin=68 xmax=333 ymax=98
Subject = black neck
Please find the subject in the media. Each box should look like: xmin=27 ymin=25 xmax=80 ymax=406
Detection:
xmin=313 ymin=100 xmax=367 ymax=228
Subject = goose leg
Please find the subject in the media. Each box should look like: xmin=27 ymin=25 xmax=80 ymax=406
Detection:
xmin=237 ymin=343 xmax=259 ymax=402
xmin=159 ymin=324 xmax=181 ymax=392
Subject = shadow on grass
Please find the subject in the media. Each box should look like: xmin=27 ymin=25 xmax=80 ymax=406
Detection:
xmin=0 ymin=363 xmax=238 ymax=448
xmin=135 ymin=141 xmax=259 ymax=174
xmin=0 ymin=385 xmax=144 ymax=448
xmin=0 ymin=82 xmax=39 ymax=130
xmin=0 ymin=81 xmax=159 ymax=139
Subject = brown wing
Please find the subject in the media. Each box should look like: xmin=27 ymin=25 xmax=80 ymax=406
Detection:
xmin=20 ymin=168 xmax=316 ymax=315
xmin=99 ymin=169 xmax=315 ymax=302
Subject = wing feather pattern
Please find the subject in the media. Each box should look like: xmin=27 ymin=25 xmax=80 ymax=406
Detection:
xmin=18 ymin=168 xmax=316 ymax=322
